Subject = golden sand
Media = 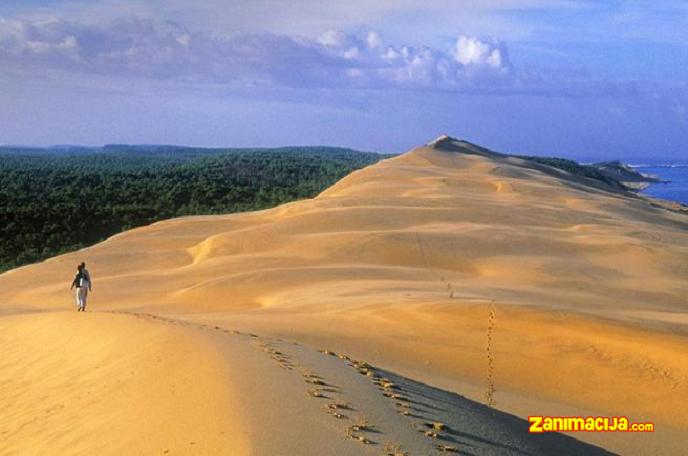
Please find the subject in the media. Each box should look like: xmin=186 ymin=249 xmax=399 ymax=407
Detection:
xmin=2 ymin=137 xmax=687 ymax=454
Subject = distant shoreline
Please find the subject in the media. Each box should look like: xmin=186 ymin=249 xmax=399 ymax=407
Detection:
xmin=631 ymin=164 xmax=688 ymax=168
xmin=635 ymin=164 xmax=688 ymax=206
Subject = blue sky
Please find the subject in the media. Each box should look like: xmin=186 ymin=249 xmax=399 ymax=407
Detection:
xmin=0 ymin=0 xmax=687 ymax=160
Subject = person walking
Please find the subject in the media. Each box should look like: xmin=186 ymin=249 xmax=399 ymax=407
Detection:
xmin=70 ymin=262 xmax=92 ymax=311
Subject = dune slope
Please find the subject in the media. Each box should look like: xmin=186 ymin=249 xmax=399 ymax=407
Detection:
xmin=0 ymin=312 xmax=248 ymax=455
xmin=2 ymin=136 xmax=688 ymax=454
xmin=0 ymin=310 xmax=614 ymax=456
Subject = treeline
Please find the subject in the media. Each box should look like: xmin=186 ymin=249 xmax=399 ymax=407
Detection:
xmin=518 ymin=156 xmax=627 ymax=190
xmin=0 ymin=146 xmax=385 ymax=272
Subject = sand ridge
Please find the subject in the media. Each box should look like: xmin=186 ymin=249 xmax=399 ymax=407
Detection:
xmin=2 ymin=136 xmax=687 ymax=454
xmin=0 ymin=310 xmax=615 ymax=455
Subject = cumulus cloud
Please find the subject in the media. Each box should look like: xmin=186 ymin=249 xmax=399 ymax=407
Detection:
xmin=0 ymin=17 xmax=637 ymax=97
xmin=0 ymin=17 xmax=522 ymax=92
xmin=452 ymin=36 xmax=508 ymax=69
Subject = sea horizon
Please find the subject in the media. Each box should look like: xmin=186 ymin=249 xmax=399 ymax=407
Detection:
xmin=636 ymin=163 xmax=688 ymax=205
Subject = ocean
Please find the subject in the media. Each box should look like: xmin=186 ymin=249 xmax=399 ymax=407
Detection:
xmin=635 ymin=164 xmax=688 ymax=205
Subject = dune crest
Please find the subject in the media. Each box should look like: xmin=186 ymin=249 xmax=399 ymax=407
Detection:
xmin=2 ymin=136 xmax=688 ymax=454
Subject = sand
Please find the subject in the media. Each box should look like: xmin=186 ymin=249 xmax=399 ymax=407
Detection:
xmin=2 ymin=136 xmax=687 ymax=454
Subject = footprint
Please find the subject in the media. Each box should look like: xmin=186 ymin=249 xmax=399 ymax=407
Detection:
xmin=425 ymin=421 xmax=446 ymax=431
xmin=348 ymin=434 xmax=373 ymax=445
xmin=383 ymin=443 xmax=408 ymax=456
xmin=308 ymin=389 xmax=330 ymax=399
xmin=326 ymin=401 xmax=352 ymax=411
xmin=347 ymin=419 xmax=376 ymax=434
xmin=346 ymin=427 xmax=375 ymax=445
xmin=327 ymin=410 xmax=348 ymax=419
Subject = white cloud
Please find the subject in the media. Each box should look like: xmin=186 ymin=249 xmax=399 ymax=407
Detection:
xmin=453 ymin=36 xmax=504 ymax=68
xmin=0 ymin=18 xmax=518 ymax=93
xmin=4 ymin=0 xmax=583 ymax=42
xmin=0 ymin=16 xmax=652 ymax=99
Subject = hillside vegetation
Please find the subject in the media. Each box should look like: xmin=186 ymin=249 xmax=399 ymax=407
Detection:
xmin=0 ymin=146 xmax=384 ymax=272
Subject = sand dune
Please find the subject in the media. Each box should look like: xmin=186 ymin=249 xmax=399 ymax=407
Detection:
xmin=0 ymin=312 xmax=248 ymax=455
xmin=0 ymin=310 xmax=614 ymax=455
xmin=2 ymin=136 xmax=688 ymax=454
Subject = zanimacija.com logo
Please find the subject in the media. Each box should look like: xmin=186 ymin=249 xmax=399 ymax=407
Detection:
xmin=529 ymin=416 xmax=654 ymax=433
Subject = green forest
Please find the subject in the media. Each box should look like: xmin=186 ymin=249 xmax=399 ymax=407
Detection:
xmin=0 ymin=145 xmax=385 ymax=273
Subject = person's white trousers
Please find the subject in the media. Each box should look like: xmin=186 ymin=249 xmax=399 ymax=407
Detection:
xmin=75 ymin=287 xmax=89 ymax=311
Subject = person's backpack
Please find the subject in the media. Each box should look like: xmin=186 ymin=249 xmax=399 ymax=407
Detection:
xmin=78 ymin=271 xmax=89 ymax=288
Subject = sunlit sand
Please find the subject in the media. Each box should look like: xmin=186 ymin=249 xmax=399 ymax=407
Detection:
xmin=2 ymin=137 xmax=687 ymax=454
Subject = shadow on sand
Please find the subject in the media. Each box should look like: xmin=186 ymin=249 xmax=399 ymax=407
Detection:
xmin=377 ymin=368 xmax=617 ymax=456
